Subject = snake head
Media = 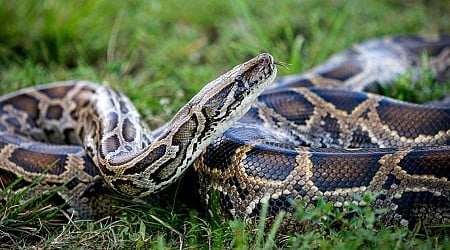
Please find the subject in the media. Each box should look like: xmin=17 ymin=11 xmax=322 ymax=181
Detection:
xmin=165 ymin=53 xmax=277 ymax=140
xmin=198 ymin=53 xmax=277 ymax=124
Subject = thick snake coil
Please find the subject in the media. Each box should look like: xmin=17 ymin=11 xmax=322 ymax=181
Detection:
xmin=0 ymin=36 xmax=449 ymax=230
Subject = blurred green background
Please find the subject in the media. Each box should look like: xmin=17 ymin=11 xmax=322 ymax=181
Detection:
xmin=0 ymin=0 xmax=449 ymax=248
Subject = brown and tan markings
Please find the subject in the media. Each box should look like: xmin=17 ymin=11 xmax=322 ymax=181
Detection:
xmin=0 ymin=37 xmax=449 ymax=229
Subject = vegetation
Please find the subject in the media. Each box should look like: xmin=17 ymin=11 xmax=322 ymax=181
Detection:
xmin=0 ymin=0 xmax=449 ymax=248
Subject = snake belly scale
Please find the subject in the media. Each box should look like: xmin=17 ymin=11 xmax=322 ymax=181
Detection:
xmin=0 ymin=37 xmax=449 ymax=229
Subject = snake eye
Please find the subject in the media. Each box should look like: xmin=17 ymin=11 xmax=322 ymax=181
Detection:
xmin=235 ymin=75 xmax=242 ymax=82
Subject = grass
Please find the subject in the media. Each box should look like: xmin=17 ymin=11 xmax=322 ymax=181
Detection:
xmin=0 ymin=0 xmax=449 ymax=248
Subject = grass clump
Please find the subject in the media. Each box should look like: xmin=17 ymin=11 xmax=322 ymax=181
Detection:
xmin=381 ymin=54 xmax=450 ymax=104
xmin=1 ymin=179 xmax=449 ymax=248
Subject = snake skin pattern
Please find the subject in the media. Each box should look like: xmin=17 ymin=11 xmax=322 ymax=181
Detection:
xmin=194 ymin=36 xmax=450 ymax=229
xmin=0 ymin=37 xmax=449 ymax=230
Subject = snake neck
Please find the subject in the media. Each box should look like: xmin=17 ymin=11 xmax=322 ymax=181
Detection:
xmin=91 ymin=53 xmax=277 ymax=197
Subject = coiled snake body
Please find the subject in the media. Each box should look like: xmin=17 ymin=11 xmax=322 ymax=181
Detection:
xmin=0 ymin=36 xmax=449 ymax=229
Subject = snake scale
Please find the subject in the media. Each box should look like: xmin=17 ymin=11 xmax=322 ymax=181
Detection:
xmin=0 ymin=36 xmax=449 ymax=230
